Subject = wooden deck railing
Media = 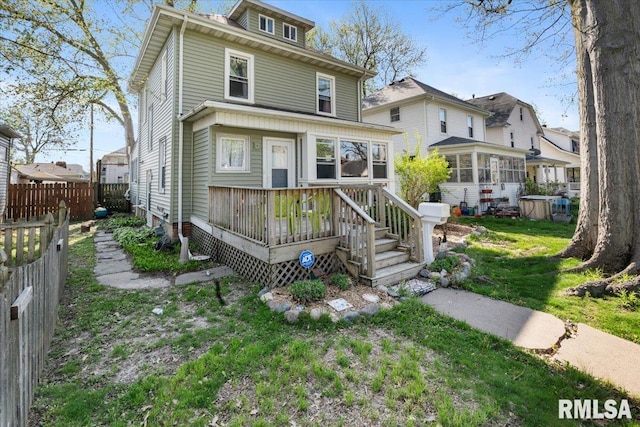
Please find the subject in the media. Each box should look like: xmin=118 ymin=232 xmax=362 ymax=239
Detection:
xmin=209 ymin=186 xmax=336 ymax=246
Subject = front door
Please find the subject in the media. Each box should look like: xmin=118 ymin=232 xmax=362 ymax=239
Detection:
xmin=265 ymin=138 xmax=295 ymax=188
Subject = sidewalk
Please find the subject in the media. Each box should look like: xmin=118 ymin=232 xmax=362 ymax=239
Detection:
xmin=421 ymin=288 xmax=640 ymax=398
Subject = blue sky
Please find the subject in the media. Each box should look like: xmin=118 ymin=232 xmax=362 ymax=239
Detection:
xmin=35 ymin=0 xmax=578 ymax=171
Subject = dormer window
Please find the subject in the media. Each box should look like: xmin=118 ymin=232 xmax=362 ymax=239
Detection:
xmin=283 ymin=23 xmax=297 ymax=41
xmin=259 ymin=14 xmax=274 ymax=34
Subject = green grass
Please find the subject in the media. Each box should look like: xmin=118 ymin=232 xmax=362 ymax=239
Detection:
xmin=29 ymin=221 xmax=640 ymax=426
xmin=456 ymin=216 xmax=640 ymax=344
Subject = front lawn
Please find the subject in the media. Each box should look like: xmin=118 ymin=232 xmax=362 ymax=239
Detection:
xmin=456 ymin=216 xmax=640 ymax=344
xmin=28 ymin=222 xmax=640 ymax=426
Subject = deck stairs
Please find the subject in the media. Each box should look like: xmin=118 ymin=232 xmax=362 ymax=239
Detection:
xmin=336 ymin=225 xmax=424 ymax=287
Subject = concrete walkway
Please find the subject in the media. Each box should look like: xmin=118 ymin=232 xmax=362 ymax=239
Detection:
xmin=93 ymin=230 xmax=234 ymax=290
xmin=421 ymin=288 xmax=640 ymax=398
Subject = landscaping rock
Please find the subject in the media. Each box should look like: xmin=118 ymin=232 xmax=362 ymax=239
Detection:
xmin=342 ymin=311 xmax=360 ymax=322
xmin=329 ymin=313 xmax=340 ymax=323
xmin=274 ymin=302 xmax=292 ymax=313
xmin=284 ymin=309 xmax=300 ymax=323
xmin=429 ymin=272 xmax=441 ymax=280
xmin=440 ymin=269 xmax=448 ymax=277
xmin=310 ymin=308 xmax=327 ymax=320
xmin=380 ymin=302 xmax=394 ymax=311
xmin=391 ymin=279 xmax=437 ymax=297
xmin=362 ymin=293 xmax=380 ymax=303
xmin=359 ymin=304 xmax=379 ymax=316
xmin=260 ymin=292 xmax=274 ymax=302
xmin=386 ymin=288 xmax=399 ymax=298
xmin=419 ymin=269 xmax=431 ymax=278
xmin=257 ymin=287 xmax=270 ymax=298
xmin=439 ymin=277 xmax=450 ymax=288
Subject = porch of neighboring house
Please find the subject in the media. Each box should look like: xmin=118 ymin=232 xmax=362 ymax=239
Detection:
xmin=192 ymin=184 xmax=425 ymax=288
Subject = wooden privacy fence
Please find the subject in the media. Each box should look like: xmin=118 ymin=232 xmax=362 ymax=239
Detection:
xmin=96 ymin=183 xmax=130 ymax=213
xmin=7 ymin=182 xmax=93 ymax=221
xmin=0 ymin=202 xmax=69 ymax=427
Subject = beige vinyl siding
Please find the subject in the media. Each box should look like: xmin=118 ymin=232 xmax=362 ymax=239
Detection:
xmin=237 ymin=10 xmax=249 ymax=29
xmin=181 ymin=31 xmax=359 ymax=121
xmin=191 ymin=128 xmax=210 ymax=220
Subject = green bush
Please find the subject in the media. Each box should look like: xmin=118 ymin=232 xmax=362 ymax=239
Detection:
xmin=429 ymin=255 xmax=461 ymax=273
xmin=617 ymin=290 xmax=639 ymax=312
xmin=330 ymin=274 xmax=352 ymax=291
xmin=104 ymin=214 xmax=146 ymax=229
xmin=112 ymin=227 xmax=155 ymax=246
xmin=288 ymin=280 xmax=326 ymax=303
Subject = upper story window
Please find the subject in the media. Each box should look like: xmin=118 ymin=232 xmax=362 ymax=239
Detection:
xmin=283 ymin=23 xmax=297 ymax=41
xmin=390 ymin=107 xmax=400 ymax=122
xmin=467 ymin=115 xmax=473 ymax=138
xmin=259 ymin=14 xmax=274 ymax=34
xmin=520 ymin=107 xmax=524 ymax=121
xmin=510 ymin=131 xmax=515 ymax=148
xmin=217 ymin=134 xmax=250 ymax=172
xmin=439 ymin=108 xmax=447 ymax=133
xmin=161 ymin=49 xmax=168 ymax=102
xmin=317 ymin=73 xmax=335 ymax=116
xmin=147 ymin=104 xmax=153 ymax=150
xmin=224 ymin=48 xmax=254 ymax=103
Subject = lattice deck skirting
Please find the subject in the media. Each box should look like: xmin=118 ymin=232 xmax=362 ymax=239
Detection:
xmin=190 ymin=224 xmax=342 ymax=287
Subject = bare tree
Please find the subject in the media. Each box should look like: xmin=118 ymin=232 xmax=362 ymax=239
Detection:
xmin=308 ymin=0 xmax=427 ymax=97
xmin=459 ymin=0 xmax=640 ymax=296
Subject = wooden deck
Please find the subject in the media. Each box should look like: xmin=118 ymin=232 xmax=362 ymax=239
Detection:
xmin=208 ymin=185 xmax=424 ymax=285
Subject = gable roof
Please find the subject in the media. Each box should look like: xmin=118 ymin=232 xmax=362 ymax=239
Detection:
xmin=130 ymin=4 xmax=374 ymax=92
xmin=466 ymin=92 xmax=543 ymax=132
xmin=228 ymin=0 xmax=314 ymax=31
xmin=102 ymin=147 xmax=128 ymax=159
xmin=362 ymin=77 xmax=490 ymax=115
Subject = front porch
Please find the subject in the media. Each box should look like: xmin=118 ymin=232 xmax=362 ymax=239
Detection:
xmin=201 ymin=185 xmax=425 ymax=287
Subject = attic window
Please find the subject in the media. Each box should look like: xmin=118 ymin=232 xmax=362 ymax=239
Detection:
xmin=390 ymin=107 xmax=400 ymax=122
xmin=283 ymin=23 xmax=297 ymax=41
xmin=259 ymin=14 xmax=274 ymax=34
xmin=520 ymin=107 xmax=524 ymax=121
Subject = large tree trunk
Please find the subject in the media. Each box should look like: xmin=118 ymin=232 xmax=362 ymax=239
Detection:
xmin=565 ymin=0 xmax=640 ymax=295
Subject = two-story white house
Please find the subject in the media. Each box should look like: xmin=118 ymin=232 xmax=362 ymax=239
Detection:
xmin=99 ymin=147 xmax=129 ymax=184
xmin=363 ymin=78 xmax=529 ymax=211
xmin=128 ymin=0 xmax=428 ymax=287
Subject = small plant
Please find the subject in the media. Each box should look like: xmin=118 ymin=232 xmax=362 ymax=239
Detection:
xmin=112 ymin=226 xmax=155 ymax=246
xmin=617 ymin=289 xmax=639 ymax=312
xmin=330 ymin=274 xmax=351 ymax=291
xmin=288 ymin=280 xmax=326 ymax=303
xmin=429 ymin=255 xmax=461 ymax=273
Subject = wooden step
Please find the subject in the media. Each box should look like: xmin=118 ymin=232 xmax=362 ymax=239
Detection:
xmin=374 ymin=226 xmax=389 ymax=239
xmin=360 ymin=262 xmax=425 ymax=288
xmin=374 ymin=238 xmax=398 ymax=253
xmin=347 ymin=249 xmax=410 ymax=273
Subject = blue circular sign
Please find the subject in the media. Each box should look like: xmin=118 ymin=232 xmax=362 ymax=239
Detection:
xmin=299 ymin=250 xmax=315 ymax=269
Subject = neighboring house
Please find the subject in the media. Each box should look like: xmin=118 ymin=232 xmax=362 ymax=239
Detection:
xmin=363 ymin=78 xmax=529 ymax=210
xmin=99 ymin=147 xmax=129 ymax=183
xmin=12 ymin=162 xmax=89 ymax=184
xmin=0 ymin=123 xmax=20 ymax=220
xmin=531 ymin=126 xmax=581 ymax=197
xmin=127 ymin=1 xmax=425 ymax=287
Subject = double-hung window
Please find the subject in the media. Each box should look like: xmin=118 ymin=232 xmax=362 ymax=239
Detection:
xmin=390 ymin=107 xmax=400 ymax=122
xmin=259 ymin=14 xmax=274 ymax=34
xmin=224 ymin=49 xmax=254 ymax=103
xmin=439 ymin=108 xmax=447 ymax=133
xmin=217 ymin=134 xmax=250 ymax=172
xmin=467 ymin=115 xmax=474 ymax=138
xmin=147 ymin=104 xmax=153 ymax=150
xmin=372 ymin=143 xmax=388 ymax=179
xmin=316 ymin=138 xmax=336 ymax=179
xmin=283 ymin=23 xmax=297 ymax=41
xmin=317 ymin=73 xmax=335 ymax=116
xmin=159 ymin=136 xmax=167 ymax=192
xmin=340 ymin=140 xmax=368 ymax=178
xmin=161 ymin=49 xmax=168 ymax=102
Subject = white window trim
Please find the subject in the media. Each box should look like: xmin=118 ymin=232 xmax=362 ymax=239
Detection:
xmin=315 ymin=136 xmax=337 ymax=181
xmin=216 ymin=133 xmax=251 ymax=173
xmin=316 ymin=72 xmax=336 ymax=117
xmin=390 ymin=107 xmax=400 ymax=122
xmin=258 ymin=14 xmax=274 ymax=34
xmin=224 ymin=48 xmax=254 ymax=104
xmin=161 ymin=49 xmax=167 ymax=102
xmin=338 ymin=138 xmax=369 ymax=179
xmin=283 ymin=22 xmax=297 ymax=42
xmin=159 ymin=136 xmax=166 ymax=193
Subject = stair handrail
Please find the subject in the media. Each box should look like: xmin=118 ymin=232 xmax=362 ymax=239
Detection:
xmin=334 ymin=188 xmax=377 ymax=278
xmin=380 ymin=187 xmax=424 ymax=262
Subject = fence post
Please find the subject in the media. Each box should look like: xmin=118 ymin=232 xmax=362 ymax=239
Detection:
xmin=58 ymin=200 xmax=67 ymax=227
xmin=42 ymin=213 xmax=55 ymax=250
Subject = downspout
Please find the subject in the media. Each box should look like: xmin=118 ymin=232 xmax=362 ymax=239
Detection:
xmin=178 ymin=15 xmax=189 ymax=263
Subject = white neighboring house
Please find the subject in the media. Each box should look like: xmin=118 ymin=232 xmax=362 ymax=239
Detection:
xmin=535 ymin=126 xmax=581 ymax=197
xmin=99 ymin=147 xmax=129 ymax=184
xmin=0 ymin=123 xmax=20 ymax=219
xmin=363 ymin=78 xmax=529 ymax=211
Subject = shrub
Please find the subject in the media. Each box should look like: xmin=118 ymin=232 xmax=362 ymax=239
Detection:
xmin=429 ymin=255 xmax=461 ymax=273
xmin=330 ymin=274 xmax=351 ymax=291
xmin=112 ymin=226 xmax=155 ymax=246
xmin=289 ymin=280 xmax=326 ymax=303
xmin=104 ymin=214 xmax=146 ymax=229
xmin=617 ymin=290 xmax=639 ymax=312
